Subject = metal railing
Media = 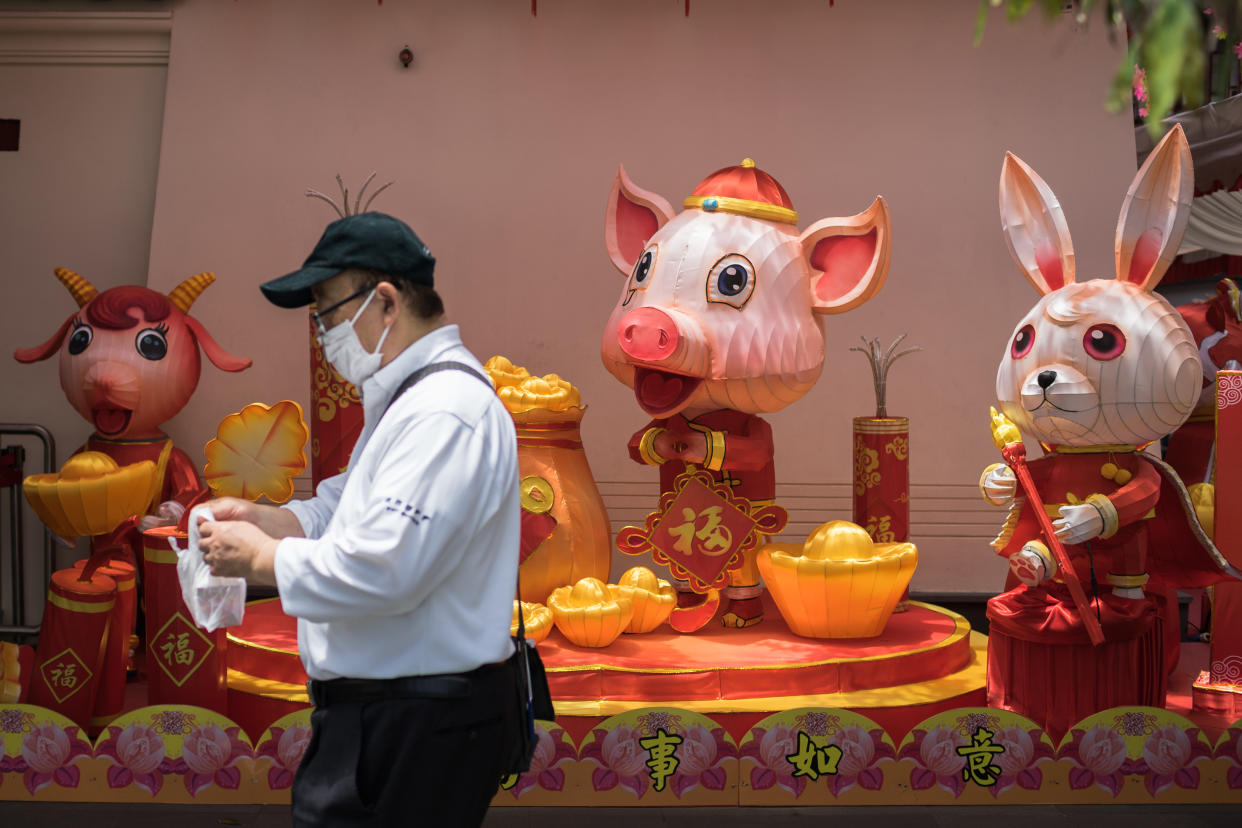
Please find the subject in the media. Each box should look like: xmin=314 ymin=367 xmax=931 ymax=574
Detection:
xmin=0 ymin=424 xmax=56 ymax=638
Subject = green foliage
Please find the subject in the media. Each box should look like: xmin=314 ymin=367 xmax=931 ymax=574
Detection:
xmin=977 ymin=0 xmax=1242 ymax=138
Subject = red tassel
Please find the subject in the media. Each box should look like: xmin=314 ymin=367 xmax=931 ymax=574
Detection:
xmin=532 ymin=0 xmax=537 ymax=16
xmin=685 ymin=0 xmax=690 ymax=16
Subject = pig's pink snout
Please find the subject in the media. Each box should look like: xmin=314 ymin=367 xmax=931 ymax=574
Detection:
xmin=617 ymin=308 xmax=681 ymax=363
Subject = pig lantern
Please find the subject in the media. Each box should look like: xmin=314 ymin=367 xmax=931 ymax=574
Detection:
xmin=15 ymin=269 xmax=252 ymax=528
xmin=604 ymin=158 xmax=891 ymax=631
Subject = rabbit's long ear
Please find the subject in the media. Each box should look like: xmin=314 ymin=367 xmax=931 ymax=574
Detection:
xmin=1000 ymin=152 xmax=1075 ymax=296
xmin=1116 ymin=124 xmax=1193 ymax=293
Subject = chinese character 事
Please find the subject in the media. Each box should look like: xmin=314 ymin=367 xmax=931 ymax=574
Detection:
xmin=639 ymin=728 xmax=684 ymax=792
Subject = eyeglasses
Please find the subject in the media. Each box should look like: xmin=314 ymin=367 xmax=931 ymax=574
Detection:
xmin=310 ymin=284 xmax=372 ymax=335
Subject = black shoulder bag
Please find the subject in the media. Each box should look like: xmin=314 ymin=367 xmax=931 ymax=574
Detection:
xmin=383 ymin=361 xmax=555 ymax=777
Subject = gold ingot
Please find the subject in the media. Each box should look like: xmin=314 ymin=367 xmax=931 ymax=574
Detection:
xmin=547 ymin=577 xmax=633 ymax=648
xmin=758 ymin=520 xmax=918 ymax=639
xmin=0 ymin=641 xmax=20 ymax=703
xmin=511 ymin=600 xmax=554 ymax=644
xmin=610 ymin=566 xmax=676 ymax=634
xmin=486 ymin=355 xmax=582 ymax=413
xmin=1189 ymin=482 xmax=1215 ymax=538
xmin=520 ymin=475 xmax=555 ymax=514
xmin=23 ymin=452 xmax=158 ymax=538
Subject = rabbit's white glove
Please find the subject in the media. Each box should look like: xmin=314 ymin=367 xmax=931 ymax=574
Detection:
xmin=979 ymin=463 xmax=1017 ymax=506
xmin=1052 ymin=503 xmax=1104 ymax=545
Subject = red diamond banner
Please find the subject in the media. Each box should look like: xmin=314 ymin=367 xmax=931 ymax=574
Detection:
xmin=38 ymin=648 xmax=92 ymax=705
xmin=151 ymin=611 xmax=215 ymax=688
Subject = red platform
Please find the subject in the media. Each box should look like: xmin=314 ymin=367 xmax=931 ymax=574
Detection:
xmin=225 ymin=597 xmax=986 ymax=741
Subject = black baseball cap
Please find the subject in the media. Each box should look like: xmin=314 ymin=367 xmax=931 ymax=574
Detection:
xmin=260 ymin=212 xmax=435 ymax=308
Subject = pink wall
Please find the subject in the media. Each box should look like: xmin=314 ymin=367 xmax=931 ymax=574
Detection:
xmin=7 ymin=0 xmax=1141 ymax=595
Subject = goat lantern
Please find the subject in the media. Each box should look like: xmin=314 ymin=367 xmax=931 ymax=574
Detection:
xmin=606 ymin=159 xmax=891 ymax=632
xmin=15 ymin=268 xmax=252 ymax=533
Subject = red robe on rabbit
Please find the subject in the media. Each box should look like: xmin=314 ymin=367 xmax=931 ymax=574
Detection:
xmin=982 ymin=125 xmax=1241 ymax=737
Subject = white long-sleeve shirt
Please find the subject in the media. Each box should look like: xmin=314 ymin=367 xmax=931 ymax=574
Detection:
xmin=274 ymin=324 xmax=519 ymax=681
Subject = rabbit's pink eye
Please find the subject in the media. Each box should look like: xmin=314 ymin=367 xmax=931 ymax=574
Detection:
xmin=1083 ymin=324 xmax=1125 ymax=360
xmin=1011 ymin=324 xmax=1035 ymax=359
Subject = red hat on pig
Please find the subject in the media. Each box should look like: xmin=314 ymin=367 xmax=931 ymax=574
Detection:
xmin=683 ymin=158 xmax=799 ymax=225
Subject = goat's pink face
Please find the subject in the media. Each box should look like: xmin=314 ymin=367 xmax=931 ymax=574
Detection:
xmin=59 ymin=307 xmax=201 ymax=440
xmin=601 ymin=165 xmax=890 ymax=419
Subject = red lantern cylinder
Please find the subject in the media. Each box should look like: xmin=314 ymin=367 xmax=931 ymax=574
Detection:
xmin=28 ymin=569 xmax=116 ymax=727
xmin=140 ymin=526 xmax=228 ymax=712
xmin=310 ymin=315 xmax=363 ymax=487
xmin=852 ymin=416 xmax=912 ymax=608
xmin=72 ymin=559 xmax=136 ymax=732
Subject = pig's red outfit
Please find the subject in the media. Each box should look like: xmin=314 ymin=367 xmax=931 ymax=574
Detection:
xmin=986 ymin=447 xmax=1233 ymax=737
xmin=630 ymin=410 xmax=775 ymax=625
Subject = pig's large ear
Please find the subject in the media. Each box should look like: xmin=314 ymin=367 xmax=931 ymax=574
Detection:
xmin=605 ymin=165 xmax=675 ymax=277
xmin=1115 ymin=123 xmax=1193 ymax=293
xmin=800 ymin=196 xmax=891 ymax=315
xmin=185 ymin=316 xmax=252 ymax=372
xmin=999 ymin=152 xmax=1076 ymax=296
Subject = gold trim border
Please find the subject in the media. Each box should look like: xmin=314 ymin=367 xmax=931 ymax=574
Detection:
xmin=545 ymin=601 xmax=970 ymax=674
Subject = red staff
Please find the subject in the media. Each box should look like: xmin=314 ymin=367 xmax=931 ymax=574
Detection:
xmin=991 ymin=410 xmax=1105 ymax=646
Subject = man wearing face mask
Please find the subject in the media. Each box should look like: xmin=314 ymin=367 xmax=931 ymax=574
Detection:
xmin=196 ymin=211 xmax=519 ymax=827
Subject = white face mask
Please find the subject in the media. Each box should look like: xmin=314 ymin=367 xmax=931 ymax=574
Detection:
xmin=317 ymin=289 xmax=391 ymax=386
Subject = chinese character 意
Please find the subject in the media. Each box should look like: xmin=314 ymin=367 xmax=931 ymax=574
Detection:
xmin=161 ymin=632 xmax=195 ymax=667
xmin=50 ymin=663 xmax=77 ymax=689
xmin=668 ymin=506 xmax=733 ymax=558
xmin=785 ymin=730 xmax=842 ymax=781
xmin=956 ymin=727 xmax=1004 ymax=787
xmin=639 ymin=727 xmax=683 ymax=792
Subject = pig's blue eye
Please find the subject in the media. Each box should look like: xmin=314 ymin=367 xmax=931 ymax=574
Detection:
xmin=706 ymin=253 xmax=756 ymax=309
xmin=718 ymin=264 xmax=748 ymax=296
xmin=634 ymin=250 xmax=654 ymax=284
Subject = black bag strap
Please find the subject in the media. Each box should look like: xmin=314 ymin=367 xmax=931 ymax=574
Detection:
xmin=381 ymin=359 xmax=531 ymax=641
xmin=381 ymin=360 xmax=492 ymax=422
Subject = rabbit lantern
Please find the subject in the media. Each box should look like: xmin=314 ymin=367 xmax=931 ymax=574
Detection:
xmin=980 ymin=125 xmax=1241 ymax=737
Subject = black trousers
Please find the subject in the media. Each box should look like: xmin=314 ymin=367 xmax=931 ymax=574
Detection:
xmin=291 ymin=667 xmax=508 ymax=827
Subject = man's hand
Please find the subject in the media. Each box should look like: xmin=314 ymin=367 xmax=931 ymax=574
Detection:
xmin=207 ymin=496 xmax=305 ymax=540
xmin=198 ymin=518 xmax=279 ymax=586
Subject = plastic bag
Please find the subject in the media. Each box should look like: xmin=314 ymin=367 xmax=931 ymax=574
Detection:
xmin=173 ymin=504 xmax=246 ymax=632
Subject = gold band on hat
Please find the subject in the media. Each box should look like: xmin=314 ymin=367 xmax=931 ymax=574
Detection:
xmin=683 ymin=195 xmax=798 ymax=225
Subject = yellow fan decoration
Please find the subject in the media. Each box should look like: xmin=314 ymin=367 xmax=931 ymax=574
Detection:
xmin=204 ymin=401 xmax=309 ymax=503
xmin=511 ymin=600 xmax=554 ymax=644
xmin=485 ymin=355 xmax=582 ymax=414
xmin=23 ymin=452 xmax=158 ymax=538
xmin=609 ymin=566 xmax=676 ymax=634
xmin=758 ymin=520 xmax=918 ymax=639
xmin=547 ymin=577 xmax=633 ymax=648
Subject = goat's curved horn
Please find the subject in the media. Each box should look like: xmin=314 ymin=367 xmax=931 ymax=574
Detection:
xmin=168 ymin=272 xmax=216 ymax=313
xmin=54 ymin=267 xmax=99 ymax=308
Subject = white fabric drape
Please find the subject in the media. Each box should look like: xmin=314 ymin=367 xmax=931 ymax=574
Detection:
xmin=1179 ymin=188 xmax=1242 ymax=255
